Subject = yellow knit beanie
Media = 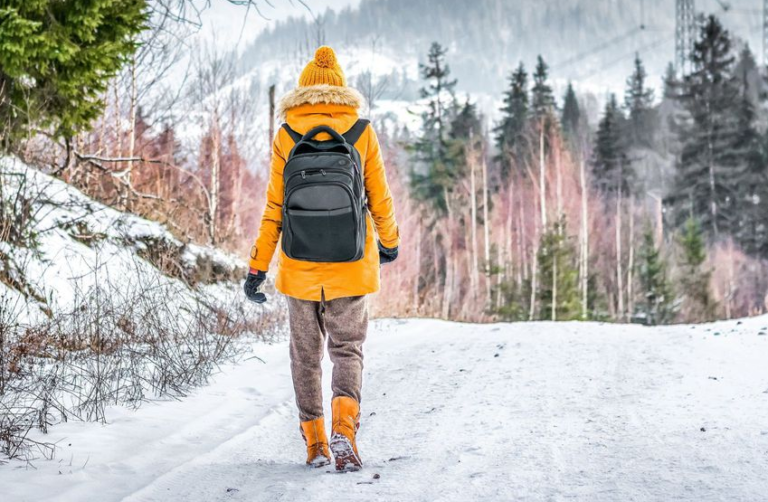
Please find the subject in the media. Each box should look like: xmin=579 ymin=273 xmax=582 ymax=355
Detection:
xmin=299 ymin=46 xmax=346 ymax=87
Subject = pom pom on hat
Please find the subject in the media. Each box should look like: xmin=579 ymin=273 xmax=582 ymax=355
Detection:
xmin=314 ymin=46 xmax=337 ymax=68
xmin=298 ymin=46 xmax=346 ymax=87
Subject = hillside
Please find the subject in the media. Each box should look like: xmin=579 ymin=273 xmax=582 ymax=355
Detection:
xmin=0 ymin=156 xmax=282 ymax=462
xmin=0 ymin=156 xmax=271 ymax=322
xmin=2 ymin=316 xmax=767 ymax=501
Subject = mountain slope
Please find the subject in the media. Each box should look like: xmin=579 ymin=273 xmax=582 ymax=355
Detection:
xmin=3 ymin=316 xmax=767 ymax=501
xmin=240 ymin=0 xmax=761 ymax=97
xmin=0 ymin=156 xmax=282 ymax=464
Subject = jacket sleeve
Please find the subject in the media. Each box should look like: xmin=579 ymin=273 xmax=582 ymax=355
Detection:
xmin=249 ymin=133 xmax=286 ymax=271
xmin=364 ymin=125 xmax=400 ymax=249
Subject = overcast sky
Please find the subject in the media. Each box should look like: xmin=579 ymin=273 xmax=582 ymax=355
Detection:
xmin=195 ymin=0 xmax=362 ymax=52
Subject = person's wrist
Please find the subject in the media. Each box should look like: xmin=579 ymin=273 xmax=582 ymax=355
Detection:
xmin=378 ymin=241 xmax=397 ymax=253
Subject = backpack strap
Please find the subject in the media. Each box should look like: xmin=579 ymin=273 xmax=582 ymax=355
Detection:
xmin=342 ymin=119 xmax=370 ymax=146
xmin=343 ymin=119 xmax=370 ymax=201
xmin=283 ymin=120 xmax=369 ymax=146
xmin=281 ymin=123 xmax=302 ymax=144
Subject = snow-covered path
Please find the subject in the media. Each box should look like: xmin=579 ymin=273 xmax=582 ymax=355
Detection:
xmin=4 ymin=317 xmax=768 ymax=501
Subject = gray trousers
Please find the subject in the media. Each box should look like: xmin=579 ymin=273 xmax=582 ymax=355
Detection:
xmin=286 ymin=293 xmax=368 ymax=422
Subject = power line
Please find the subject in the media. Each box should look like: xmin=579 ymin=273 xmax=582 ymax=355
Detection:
xmin=553 ymin=26 xmax=645 ymax=71
xmin=578 ymin=34 xmax=676 ymax=82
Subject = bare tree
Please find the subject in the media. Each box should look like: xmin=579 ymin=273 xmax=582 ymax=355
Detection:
xmin=579 ymin=158 xmax=589 ymax=320
xmin=615 ymin=189 xmax=624 ymax=321
xmin=358 ymin=37 xmax=390 ymax=115
xmin=482 ymin=144 xmax=491 ymax=306
xmin=188 ymin=43 xmax=237 ymax=245
xmin=469 ymin=134 xmax=479 ymax=299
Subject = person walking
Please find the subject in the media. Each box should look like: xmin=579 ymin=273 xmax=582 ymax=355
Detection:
xmin=243 ymin=46 xmax=399 ymax=472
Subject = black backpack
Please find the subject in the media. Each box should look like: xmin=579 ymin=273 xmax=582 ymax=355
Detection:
xmin=280 ymin=119 xmax=370 ymax=262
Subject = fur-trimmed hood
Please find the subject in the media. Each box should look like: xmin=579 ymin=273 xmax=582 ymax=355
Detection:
xmin=277 ymin=85 xmax=365 ymax=121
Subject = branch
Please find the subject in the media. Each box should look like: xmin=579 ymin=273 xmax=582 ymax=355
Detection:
xmin=74 ymin=153 xmax=162 ymax=164
xmin=72 ymin=151 xmax=165 ymax=201
xmin=72 ymin=150 xmax=211 ymax=208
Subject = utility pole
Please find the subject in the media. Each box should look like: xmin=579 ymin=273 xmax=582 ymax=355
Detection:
xmin=675 ymin=0 xmax=696 ymax=75
xmin=268 ymin=84 xmax=276 ymax=143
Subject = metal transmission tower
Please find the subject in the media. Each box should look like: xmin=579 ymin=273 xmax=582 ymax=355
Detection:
xmin=675 ymin=0 xmax=696 ymax=75
xmin=764 ymin=0 xmax=768 ymax=66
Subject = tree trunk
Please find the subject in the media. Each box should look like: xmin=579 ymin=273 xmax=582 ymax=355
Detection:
xmin=726 ymin=242 xmax=734 ymax=319
xmin=551 ymin=247 xmax=558 ymax=321
xmin=627 ymin=194 xmax=635 ymax=320
xmin=432 ymin=229 xmax=440 ymax=313
xmin=113 ymin=82 xmax=122 ymax=164
xmin=209 ymin=117 xmax=221 ymax=245
xmin=414 ymin=217 xmax=422 ymax=314
xmin=482 ymin=155 xmax=491 ymax=306
xmin=555 ymin=149 xmax=563 ymax=227
xmin=518 ymin=179 xmax=526 ymax=285
xmin=531 ymin=123 xmax=546 ymax=321
xmin=539 ymin=123 xmax=547 ymax=229
xmin=127 ymin=53 xmax=137 ymax=187
xmin=529 ymin=234 xmax=538 ymax=321
xmin=442 ymin=221 xmax=453 ymax=319
xmin=579 ymin=159 xmax=589 ymax=320
xmin=615 ymin=191 xmax=624 ymax=321
xmin=707 ymin=127 xmax=718 ymax=238
xmin=654 ymin=194 xmax=663 ymax=247
xmin=552 ymin=147 xmax=563 ymax=321
xmin=470 ymin=146 xmax=478 ymax=300
xmin=268 ymin=84 xmax=276 ymax=143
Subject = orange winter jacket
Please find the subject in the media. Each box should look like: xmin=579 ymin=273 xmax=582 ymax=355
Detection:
xmin=249 ymin=85 xmax=400 ymax=301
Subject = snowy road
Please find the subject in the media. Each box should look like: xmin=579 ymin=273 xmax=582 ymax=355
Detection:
xmin=4 ymin=317 xmax=768 ymax=501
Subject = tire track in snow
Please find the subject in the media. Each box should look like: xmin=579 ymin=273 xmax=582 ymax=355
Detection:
xmin=120 ymin=399 xmax=302 ymax=502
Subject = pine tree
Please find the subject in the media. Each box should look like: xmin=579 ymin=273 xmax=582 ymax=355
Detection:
xmin=531 ymin=55 xmax=556 ymax=120
xmin=444 ymin=97 xmax=483 ymax=208
xmin=592 ymin=94 xmax=632 ymax=195
xmin=667 ymin=15 xmax=740 ymax=240
xmin=418 ymin=42 xmax=457 ymax=152
xmin=730 ymin=46 xmax=768 ymax=257
xmin=449 ymin=98 xmax=482 ymax=142
xmin=663 ymin=62 xmax=679 ymax=100
xmin=494 ymin=63 xmax=529 ymax=180
xmin=536 ymin=217 xmax=580 ymax=321
xmin=678 ymin=218 xmax=716 ymax=322
xmin=636 ymin=227 xmax=674 ymax=325
xmin=561 ymin=82 xmax=581 ymax=145
xmin=410 ymin=42 xmax=459 ymax=214
xmin=748 ymin=129 xmax=768 ymax=258
xmin=492 ymin=272 xmax=530 ymax=322
xmin=624 ymin=54 xmax=655 ymax=147
xmin=0 ymin=0 xmax=148 ymax=148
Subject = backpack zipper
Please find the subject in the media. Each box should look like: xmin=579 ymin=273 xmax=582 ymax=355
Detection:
xmin=286 ymin=167 xmax=354 ymax=185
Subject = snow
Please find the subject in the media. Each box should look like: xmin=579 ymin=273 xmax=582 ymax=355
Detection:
xmin=3 ymin=315 xmax=768 ymax=501
xmin=0 ymin=156 xmax=247 ymax=325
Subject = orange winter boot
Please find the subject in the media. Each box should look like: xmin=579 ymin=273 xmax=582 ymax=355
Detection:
xmin=330 ymin=396 xmax=362 ymax=472
xmin=299 ymin=417 xmax=331 ymax=468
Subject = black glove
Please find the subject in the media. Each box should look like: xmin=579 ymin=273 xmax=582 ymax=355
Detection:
xmin=243 ymin=270 xmax=267 ymax=303
xmin=378 ymin=241 xmax=398 ymax=265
